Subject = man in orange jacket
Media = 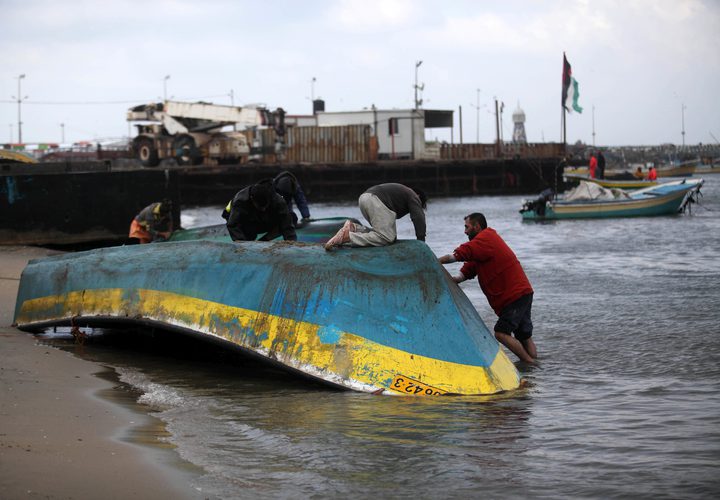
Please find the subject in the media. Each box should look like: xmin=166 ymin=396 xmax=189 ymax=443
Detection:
xmin=129 ymin=199 xmax=174 ymax=244
xmin=588 ymin=152 xmax=598 ymax=179
xmin=647 ymin=165 xmax=658 ymax=180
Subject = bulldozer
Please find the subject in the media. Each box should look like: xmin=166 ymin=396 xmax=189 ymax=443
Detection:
xmin=127 ymin=100 xmax=285 ymax=167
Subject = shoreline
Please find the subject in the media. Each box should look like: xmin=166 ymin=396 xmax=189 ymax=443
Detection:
xmin=0 ymin=246 xmax=200 ymax=499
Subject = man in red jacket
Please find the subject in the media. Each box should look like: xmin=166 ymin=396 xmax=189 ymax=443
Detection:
xmin=438 ymin=213 xmax=537 ymax=363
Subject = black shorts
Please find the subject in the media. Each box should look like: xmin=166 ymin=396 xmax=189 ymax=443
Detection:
xmin=494 ymin=293 xmax=533 ymax=341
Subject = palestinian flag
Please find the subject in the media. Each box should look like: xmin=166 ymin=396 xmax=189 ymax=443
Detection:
xmin=562 ymin=53 xmax=583 ymax=113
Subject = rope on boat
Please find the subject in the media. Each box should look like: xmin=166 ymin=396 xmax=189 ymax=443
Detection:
xmin=679 ymin=186 xmax=705 ymax=214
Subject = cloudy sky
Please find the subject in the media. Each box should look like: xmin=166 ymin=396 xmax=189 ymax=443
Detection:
xmin=2 ymin=0 xmax=718 ymax=146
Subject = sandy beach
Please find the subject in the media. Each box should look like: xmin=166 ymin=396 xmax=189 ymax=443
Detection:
xmin=0 ymin=246 xmax=199 ymax=499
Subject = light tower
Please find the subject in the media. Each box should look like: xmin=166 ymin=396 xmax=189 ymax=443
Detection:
xmin=512 ymin=103 xmax=527 ymax=144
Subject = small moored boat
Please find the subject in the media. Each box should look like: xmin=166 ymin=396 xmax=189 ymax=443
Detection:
xmin=521 ymin=178 xmax=703 ymax=220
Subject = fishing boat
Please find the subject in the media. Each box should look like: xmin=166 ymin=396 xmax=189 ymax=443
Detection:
xmin=657 ymin=161 xmax=697 ymax=177
xmin=564 ymin=173 xmax=658 ymax=190
xmin=13 ymin=238 xmax=521 ymax=396
xmin=690 ymin=158 xmax=720 ymax=175
xmin=0 ymin=149 xmax=36 ymax=164
xmin=520 ymin=178 xmax=703 ymax=220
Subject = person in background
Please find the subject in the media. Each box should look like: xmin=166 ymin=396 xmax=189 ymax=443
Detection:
xmin=324 ymin=183 xmax=426 ymax=250
xmin=597 ymin=150 xmax=606 ymax=179
xmin=223 ymin=180 xmax=296 ymax=242
xmin=129 ymin=199 xmax=174 ymax=244
xmin=437 ymin=212 xmax=537 ymax=363
xmin=633 ymin=166 xmax=644 ymax=179
xmin=272 ymin=171 xmax=311 ymax=226
xmin=646 ymin=165 xmax=658 ymax=181
xmin=588 ymin=151 xmax=598 ymax=179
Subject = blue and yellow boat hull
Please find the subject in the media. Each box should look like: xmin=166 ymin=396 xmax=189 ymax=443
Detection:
xmin=14 ymin=240 xmax=520 ymax=396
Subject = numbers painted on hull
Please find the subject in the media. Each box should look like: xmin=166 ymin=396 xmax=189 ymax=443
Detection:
xmin=390 ymin=375 xmax=446 ymax=395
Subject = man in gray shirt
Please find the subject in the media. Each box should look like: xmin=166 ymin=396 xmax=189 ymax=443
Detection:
xmin=325 ymin=183 xmax=427 ymax=250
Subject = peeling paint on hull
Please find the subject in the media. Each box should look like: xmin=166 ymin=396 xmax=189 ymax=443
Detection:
xmin=14 ymin=240 xmax=520 ymax=395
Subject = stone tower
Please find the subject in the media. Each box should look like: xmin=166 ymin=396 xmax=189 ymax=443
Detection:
xmin=512 ymin=104 xmax=527 ymax=144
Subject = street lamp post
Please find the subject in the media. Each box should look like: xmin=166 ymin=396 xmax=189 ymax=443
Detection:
xmin=476 ymin=88 xmax=481 ymax=143
xmin=60 ymin=123 xmax=65 ymax=143
xmin=11 ymin=74 xmax=27 ymax=144
xmin=681 ymin=103 xmax=686 ymax=147
xmin=163 ymin=75 xmax=170 ymax=101
xmin=414 ymin=61 xmax=423 ymax=109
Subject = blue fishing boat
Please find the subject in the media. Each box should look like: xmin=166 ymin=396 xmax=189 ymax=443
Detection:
xmin=521 ymin=178 xmax=703 ymax=220
xmin=13 ymin=238 xmax=521 ymax=396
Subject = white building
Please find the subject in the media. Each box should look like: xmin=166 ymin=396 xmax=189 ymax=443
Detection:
xmin=286 ymin=107 xmax=453 ymax=160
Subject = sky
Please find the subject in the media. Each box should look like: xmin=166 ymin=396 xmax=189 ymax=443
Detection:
xmin=1 ymin=0 xmax=719 ymax=147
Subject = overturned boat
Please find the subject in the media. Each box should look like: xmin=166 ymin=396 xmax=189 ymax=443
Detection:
xmin=14 ymin=238 xmax=521 ymax=396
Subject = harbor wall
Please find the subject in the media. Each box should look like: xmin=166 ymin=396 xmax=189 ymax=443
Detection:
xmin=178 ymin=158 xmax=565 ymax=206
xmin=1 ymin=161 xmax=180 ymax=246
xmin=1 ymin=158 xmax=563 ymax=245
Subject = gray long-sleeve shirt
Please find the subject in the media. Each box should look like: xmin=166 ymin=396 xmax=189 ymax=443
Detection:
xmin=365 ymin=183 xmax=426 ymax=241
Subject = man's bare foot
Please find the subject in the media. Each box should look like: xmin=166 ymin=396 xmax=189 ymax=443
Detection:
xmin=324 ymin=220 xmax=354 ymax=251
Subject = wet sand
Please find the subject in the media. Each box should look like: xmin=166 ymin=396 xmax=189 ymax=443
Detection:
xmin=0 ymin=246 xmax=199 ymax=499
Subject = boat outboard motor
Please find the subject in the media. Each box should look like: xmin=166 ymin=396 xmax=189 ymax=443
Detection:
xmin=521 ymin=188 xmax=554 ymax=216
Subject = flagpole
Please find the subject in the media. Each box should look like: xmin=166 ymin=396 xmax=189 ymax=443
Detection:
xmin=561 ymin=52 xmax=566 ymax=145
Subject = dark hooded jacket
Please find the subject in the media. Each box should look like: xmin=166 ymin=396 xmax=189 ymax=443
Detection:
xmin=225 ymin=183 xmax=296 ymax=241
xmin=273 ymin=171 xmax=311 ymax=221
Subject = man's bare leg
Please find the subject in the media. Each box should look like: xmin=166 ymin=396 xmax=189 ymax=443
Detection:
xmin=521 ymin=338 xmax=538 ymax=359
xmin=495 ymin=331 xmax=535 ymax=363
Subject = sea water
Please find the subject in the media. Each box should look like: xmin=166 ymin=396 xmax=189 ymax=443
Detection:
xmin=40 ymin=177 xmax=720 ymax=499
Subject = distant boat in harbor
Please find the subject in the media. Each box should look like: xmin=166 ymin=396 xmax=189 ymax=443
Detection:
xmin=520 ymin=178 xmax=704 ymax=220
xmin=685 ymin=157 xmax=720 ymax=175
xmin=564 ymin=173 xmax=658 ymax=190
xmin=657 ymin=161 xmax=697 ymax=177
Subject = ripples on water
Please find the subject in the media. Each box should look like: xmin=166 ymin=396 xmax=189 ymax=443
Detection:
xmin=40 ymin=177 xmax=720 ymax=498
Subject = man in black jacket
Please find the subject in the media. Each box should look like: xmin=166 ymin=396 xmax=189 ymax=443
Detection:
xmin=273 ymin=171 xmax=311 ymax=226
xmin=224 ymin=181 xmax=296 ymax=242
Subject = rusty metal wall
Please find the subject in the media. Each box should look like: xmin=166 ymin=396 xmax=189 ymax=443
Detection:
xmin=1 ymin=165 xmax=180 ymax=245
xmin=440 ymin=142 xmax=565 ymax=160
xmin=440 ymin=143 xmax=498 ymax=160
xmin=253 ymin=125 xmax=373 ymax=163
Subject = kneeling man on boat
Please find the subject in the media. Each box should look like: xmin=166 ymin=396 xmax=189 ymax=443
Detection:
xmin=223 ymin=181 xmax=297 ymax=242
xmin=325 ymin=183 xmax=427 ymax=250
xmin=438 ymin=213 xmax=538 ymax=363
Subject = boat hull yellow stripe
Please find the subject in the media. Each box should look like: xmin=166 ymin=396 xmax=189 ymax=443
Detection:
xmin=17 ymin=288 xmax=520 ymax=395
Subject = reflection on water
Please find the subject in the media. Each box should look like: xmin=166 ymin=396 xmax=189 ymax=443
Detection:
xmin=38 ymin=177 xmax=720 ymax=498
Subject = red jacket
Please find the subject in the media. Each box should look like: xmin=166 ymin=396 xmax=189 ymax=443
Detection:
xmin=589 ymin=155 xmax=598 ymax=178
xmin=453 ymin=228 xmax=533 ymax=314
